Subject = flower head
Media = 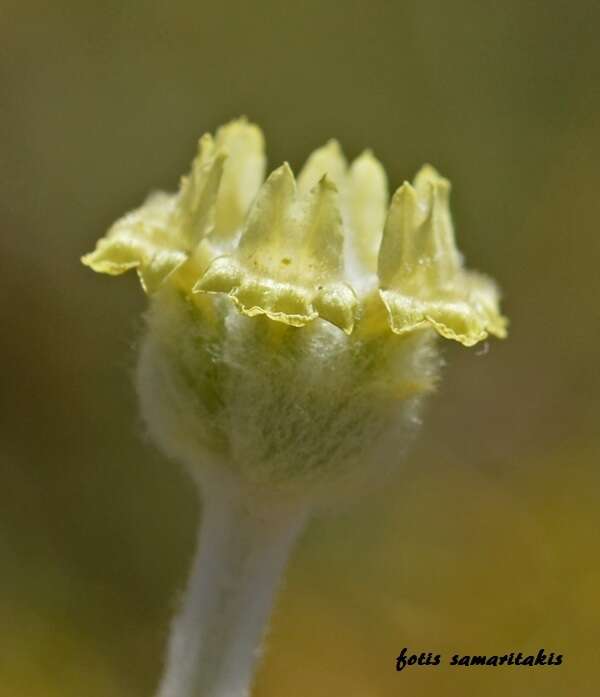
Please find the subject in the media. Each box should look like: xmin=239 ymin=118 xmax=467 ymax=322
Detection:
xmin=83 ymin=118 xmax=507 ymax=503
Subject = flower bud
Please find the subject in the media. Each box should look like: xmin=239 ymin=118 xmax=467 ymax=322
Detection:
xmin=83 ymin=118 xmax=507 ymax=507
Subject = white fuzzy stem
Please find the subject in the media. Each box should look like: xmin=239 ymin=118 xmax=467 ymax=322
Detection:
xmin=156 ymin=486 xmax=308 ymax=697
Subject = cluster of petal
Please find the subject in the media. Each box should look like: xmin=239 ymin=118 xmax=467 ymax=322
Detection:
xmin=82 ymin=119 xmax=507 ymax=346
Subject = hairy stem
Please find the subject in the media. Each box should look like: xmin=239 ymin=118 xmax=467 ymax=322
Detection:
xmin=156 ymin=486 xmax=308 ymax=697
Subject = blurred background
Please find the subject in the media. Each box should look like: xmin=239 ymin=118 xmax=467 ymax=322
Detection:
xmin=2 ymin=1 xmax=599 ymax=695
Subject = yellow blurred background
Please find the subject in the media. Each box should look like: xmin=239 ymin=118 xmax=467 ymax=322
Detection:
xmin=2 ymin=1 xmax=599 ymax=695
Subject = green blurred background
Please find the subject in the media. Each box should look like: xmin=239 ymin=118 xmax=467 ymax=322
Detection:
xmin=2 ymin=1 xmax=599 ymax=695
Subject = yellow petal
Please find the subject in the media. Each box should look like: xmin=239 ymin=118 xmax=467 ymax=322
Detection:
xmin=176 ymin=134 xmax=226 ymax=248
xmin=81 ymin=192 xmax=186 ymax=293
xmin=301 ymin=175 xmax=344 ymax=273
xmin=238 ymin=163 xmax=296 ymax=255
xmin=378 ymin=171 xmax=507 ymax=346
xmin=347 ymin=150 xmax=388 ymax=276
xmin=195 ymin=167 xmax=357 ymax=333
xmin=212 ymin=118 xmax=266 ymax=243
xmin=378 ymin=182 xmax=421 ymax=288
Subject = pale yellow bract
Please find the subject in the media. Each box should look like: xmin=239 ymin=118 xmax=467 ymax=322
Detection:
xmin=82 ymin=118 xmax=507 ymax=346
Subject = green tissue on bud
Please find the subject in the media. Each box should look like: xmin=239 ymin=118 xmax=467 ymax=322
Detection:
xmin=136 ymin=286 xmax=439 ymax=506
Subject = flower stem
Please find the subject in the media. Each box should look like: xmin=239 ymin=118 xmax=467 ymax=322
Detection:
xmin=156 ymin=485 xmax=308 ymax=697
